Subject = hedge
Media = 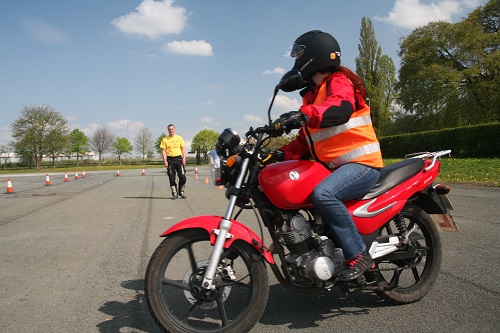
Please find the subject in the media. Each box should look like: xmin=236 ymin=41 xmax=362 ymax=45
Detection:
xmin=379 ymin=122 xmax=500 ymax=158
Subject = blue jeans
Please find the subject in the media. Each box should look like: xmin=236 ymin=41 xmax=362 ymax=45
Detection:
xmin=311 ymin=163 xmax=380 ymax=260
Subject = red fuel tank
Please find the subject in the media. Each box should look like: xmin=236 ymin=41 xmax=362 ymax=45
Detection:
xmin=258 ymin=160 xmax=331 ymax=209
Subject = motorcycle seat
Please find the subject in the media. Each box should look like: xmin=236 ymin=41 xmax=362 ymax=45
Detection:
xmin=361 ymin=158 xmax=425 ymax=200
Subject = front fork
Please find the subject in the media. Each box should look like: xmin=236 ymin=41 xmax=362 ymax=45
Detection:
xmin=201 ymin=158 xmax=250 ymax=290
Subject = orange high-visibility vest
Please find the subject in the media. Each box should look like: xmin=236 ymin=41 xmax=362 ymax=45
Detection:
xmin=303 ymin=82 xmax=383 ymax=169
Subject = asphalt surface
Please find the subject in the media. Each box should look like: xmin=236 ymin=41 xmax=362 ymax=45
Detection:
xmin=0 ymin=167 xmax=499 ymax=333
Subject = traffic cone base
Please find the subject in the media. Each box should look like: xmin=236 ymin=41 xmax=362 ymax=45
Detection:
xmin=5 ymin=178 xmax=14 ymax=194
xmin=64 ymin=173 xmax=69 ymax=182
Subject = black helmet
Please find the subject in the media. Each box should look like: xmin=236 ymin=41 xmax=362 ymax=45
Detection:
xmin=286 ymin=30 xmax=341 ymax=81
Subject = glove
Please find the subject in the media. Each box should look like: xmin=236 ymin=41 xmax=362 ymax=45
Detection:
xmin=273 ymin=111 xmax=306 ymax=133
xmin=261 ymin=150 xmax=285 ymax=165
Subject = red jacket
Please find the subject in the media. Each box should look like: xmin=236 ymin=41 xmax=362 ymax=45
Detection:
xmin=280 ymin=72 xmax=383 ymax=169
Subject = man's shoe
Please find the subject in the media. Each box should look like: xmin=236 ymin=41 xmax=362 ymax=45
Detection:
xmin=179 ymin=186 xmax=187 ymax=199
xmin=170 ymin=186 xmax=178 ymax=200
xmin=337 ymin=252 xmax=374 ymax=282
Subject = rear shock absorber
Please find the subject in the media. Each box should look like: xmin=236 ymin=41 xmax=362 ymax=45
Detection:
xmin=394 ymin=213 xmax=408 ymax=234
xmin=394 ymin=213 xmax=409 ymax=246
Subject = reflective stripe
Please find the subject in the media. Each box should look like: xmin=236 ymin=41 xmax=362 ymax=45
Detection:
xmin=325 ymin=142 xmax=381 ymax=169
xmin=308 ymin=115 xmax=373 ymax=143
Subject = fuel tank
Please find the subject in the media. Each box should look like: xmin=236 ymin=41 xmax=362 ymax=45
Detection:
xmin=258 ymin=160 xmax=331 ymax=209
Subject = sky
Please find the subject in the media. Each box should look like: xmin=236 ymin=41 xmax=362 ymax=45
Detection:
xmin=0 ymin=0 xmax=487 ymax=150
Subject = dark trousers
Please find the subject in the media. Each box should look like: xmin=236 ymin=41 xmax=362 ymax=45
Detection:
xmin=167 ymin=156 xmax=186 ymax=189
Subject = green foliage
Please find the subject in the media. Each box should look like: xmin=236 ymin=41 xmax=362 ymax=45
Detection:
xmin=68 ymin=128 xmax=89 ymax=167
xmin=191 ymin=129 xmax=219 ymax=162
xmin=380 ymin=122 xmax=500 ymax=158
xmin=113 ymin=137 xmax=133 ymax=165
xmin=155 ymin=132 xmax=167 ymax=155
xmin=10 ymin=104 xmax=69 ymax=169
xmin=395 ymin=1 xmax=500 ymax=133
xmin=355 ymin=17 xmax=397 ymax=135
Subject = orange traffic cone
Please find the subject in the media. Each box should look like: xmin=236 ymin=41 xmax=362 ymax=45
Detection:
xmin=44 ymin=174 xmax=52 ymax=186
xmin=5 ymin=178 xmax=14 ymax=194
xmin=204 ymin=177 xmax=209 ymax=184
xmin=142 ymin=169 xmax=146 ymax=175
xmin=218 ymin=185 xmax=223 ymax=190
xmin=64 ymin=172 xmax=69 ymax=182
xmin=195 ymin=173 xmax=199 ymax=180
xmin=82 ymin=171 xmax=86 ymax=178
xmin=116 ymin=170 xmax=120 ymax=176
xmin=75 ymin=171 xmax=79 ymax=180
xmin=195 ymin=167 xmax=198 ymax=175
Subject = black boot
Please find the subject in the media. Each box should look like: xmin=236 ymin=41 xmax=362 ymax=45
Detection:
xmin=337 ymin=252 xmax=374 ymax=282
xmin=170 ymin=186 xmax=178 ymax=200
xmin=179 ymin=185 xmax=187 ymax=199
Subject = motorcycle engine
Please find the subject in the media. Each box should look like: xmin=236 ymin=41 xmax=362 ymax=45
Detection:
xmin=279 ymin=213 xmax=344 ymax=283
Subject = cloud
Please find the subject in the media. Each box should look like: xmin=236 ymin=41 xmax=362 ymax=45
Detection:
xmin=201 ymin=116 xmax=215 ymax=124
xmin=273 ymin=95 xmax=302 ymax=111
xmin=19 ymin=16 xmax=70 ymax=44
xmin=202 ymin=100 xmax=214 ymax=106
xmin=111 ymin=0 xmax=187 ymax=39
xmin=376 ymin=0 xmax=475 ymax=30
xmin=263 ymin=67 xmax=286 ymax=75
xmin=108 ymin=119 xmax=145 ymax=131
xmin=163 ymin=40 xmax=214 ymax=56
xmin=243 ymin=115 xmax=263 ymax=123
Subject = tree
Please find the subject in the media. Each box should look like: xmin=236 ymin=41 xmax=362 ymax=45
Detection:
xmin=113 ymin=137 xmax=133 ymax=165
xmin=46 ymin=131 xmax=69 ymax=167
xmin=10 ymin=104 xmax=69 ymax=169
xmin=397 ymin=0 xmax=500 ymax=132
xmin=89 ymin=127 xmax=115 ymax=166
xmin=0 ymin=145 xmax=10 ymax=169
xmin=191 ymin=129 xmax=219 ymax=163
xmin=155 ymin=132 xmax=167 ymax=155
xmin=134 ymin=127 xmax=154 ymax=163
xmin=355 ymin=17 xmax=398 ymax=135
xmin=68 ymin=129 xmax=89 ymax=167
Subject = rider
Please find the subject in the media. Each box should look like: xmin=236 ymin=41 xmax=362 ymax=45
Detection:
xmin=272 ymin=30 xmax=384 ymax=281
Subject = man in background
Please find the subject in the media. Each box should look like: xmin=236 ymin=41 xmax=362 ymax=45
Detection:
xmin=161 ymin=124 xmax=187 ymax=199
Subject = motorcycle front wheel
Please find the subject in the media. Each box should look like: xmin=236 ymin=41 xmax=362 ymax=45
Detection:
xmin=145 ymin=229 xmax=269 ymax=333
xmin=374 ymin=204 xmax=442 ymax=304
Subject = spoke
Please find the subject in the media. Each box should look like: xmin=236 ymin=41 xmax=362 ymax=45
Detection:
xmin=187 ymin=243 xmax=198 ymax=274
xmin=180 ymin=300 xmax=204 ymax=323
xmin=161 ymin=278 xmax=192 ymax=291
xmin=221 ymin=277 xmax=252 ymax=290
xmin=216 ymin=295 xmax=229 ymax=327
xmin=411 ymin=266 xmax=421 ymax=282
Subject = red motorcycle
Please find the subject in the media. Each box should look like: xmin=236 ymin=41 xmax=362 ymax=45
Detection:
xmin=145 ymin=78 xmax=457 ymax=333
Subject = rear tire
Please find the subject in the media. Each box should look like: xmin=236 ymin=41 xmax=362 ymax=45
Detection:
xmin=375 ymin=204 xmax=442 ymax=304
xmin=145 ymin=229 xmax=269 ymax=333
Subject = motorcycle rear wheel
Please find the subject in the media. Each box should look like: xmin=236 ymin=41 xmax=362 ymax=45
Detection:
xmin=145 ymin=229 xmax=269 ymax=333
xmin=375 ymin=204 xmax=442 ymax=304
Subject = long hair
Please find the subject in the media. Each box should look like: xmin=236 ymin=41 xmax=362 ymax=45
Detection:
xmin=335 ymin=66 xmax=368 ymax=99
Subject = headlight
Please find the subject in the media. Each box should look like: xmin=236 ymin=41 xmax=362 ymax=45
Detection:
xmin=216 ymin=128 xmax=241 ymax=157
xmin=209 ymin=150 xmax=222 ymax=185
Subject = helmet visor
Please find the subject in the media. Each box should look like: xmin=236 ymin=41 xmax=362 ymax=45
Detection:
xmin=285 ymin=43 xmax=306 ymax=59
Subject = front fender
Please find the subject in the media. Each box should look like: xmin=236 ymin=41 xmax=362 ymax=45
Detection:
xmin=161 ymin=215 xmax=275 ymax=264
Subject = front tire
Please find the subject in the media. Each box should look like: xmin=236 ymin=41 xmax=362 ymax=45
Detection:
xmin=145 ymin=229 xmax=269 ymax=333
xmin=374 ymin=204 xmax=442 ymax=304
